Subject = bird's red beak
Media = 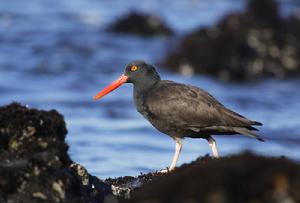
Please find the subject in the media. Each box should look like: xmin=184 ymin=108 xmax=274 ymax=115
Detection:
xmin=93 ymin=74 xmax=128 ymax=100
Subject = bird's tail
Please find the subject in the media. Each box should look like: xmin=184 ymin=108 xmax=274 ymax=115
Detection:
xmin=251 ymin=121 xmax=263 ymax=126
xmin=233 ymin=127 xmax=265 ymax=142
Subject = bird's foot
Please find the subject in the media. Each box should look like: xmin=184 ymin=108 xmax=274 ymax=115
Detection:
xmin=159 ymin=167 xmax=176 ymax=173
xmin=159 ymin=168 xmax=170 ymax=173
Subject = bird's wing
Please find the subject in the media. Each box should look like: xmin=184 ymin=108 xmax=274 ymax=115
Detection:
xmin=145 ymin=81 xmax=257 ymax=130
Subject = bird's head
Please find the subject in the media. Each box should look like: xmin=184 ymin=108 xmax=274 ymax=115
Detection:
xmin=93 ymin=60 xmax=160 ymax=100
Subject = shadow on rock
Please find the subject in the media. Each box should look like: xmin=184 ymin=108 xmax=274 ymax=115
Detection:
xmin=162 ymin=0 xmax=300 ymax=81
xmin=0 ymin=103 xmax=114 ymax=203
xmin=107 ymin=12 xmax=173 ymax=37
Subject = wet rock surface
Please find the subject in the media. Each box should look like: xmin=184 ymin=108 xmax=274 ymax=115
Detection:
xmin=122 ymin=153 xmax=300 ymax=203
xmin=162 ymin=0 xmax=300 ymax=81
xmin=107 ymin=12 xmax=173 ymax=37
xmin=105 ymin=172 xmax=164 ymax=199
xmin=0 ymin=103 xmax=114 ymax=203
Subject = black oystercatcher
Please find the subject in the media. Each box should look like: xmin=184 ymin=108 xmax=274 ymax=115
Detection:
xmin=94 ymin=61 xmax=263 ymax=172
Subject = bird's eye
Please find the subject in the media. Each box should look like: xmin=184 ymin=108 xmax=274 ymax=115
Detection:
xmin=130 ymin=65 xmax=138 ymax=72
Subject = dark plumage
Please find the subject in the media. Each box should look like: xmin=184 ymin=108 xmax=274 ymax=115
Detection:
xmin=94 ymin=60 xmax=264 ymax=172
xmin=138 ymin=80 xmax=263 ymax=140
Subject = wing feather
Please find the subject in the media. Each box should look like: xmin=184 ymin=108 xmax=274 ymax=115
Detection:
xmin=144 ymin=81 xmax=258 ymax=131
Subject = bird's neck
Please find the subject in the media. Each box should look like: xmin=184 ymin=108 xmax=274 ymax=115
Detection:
xmin=133 ymin=79 xmax=158 ymax=115
xmin=133 ymin=77 xmax=160 ymax=96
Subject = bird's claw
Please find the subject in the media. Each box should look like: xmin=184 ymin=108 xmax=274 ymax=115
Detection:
xmin=159 ymin=167 xmax=176 ymax=173
xmin=159 ymin=168 xmax=169 ymax=173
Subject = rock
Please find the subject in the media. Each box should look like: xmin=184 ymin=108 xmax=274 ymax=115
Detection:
xmin=105 ymin=172 xmax=164 ymax=199
xmin=0 ymin=103 xmax=114 ymax=203
xmin=162 ymin=0 xmax=300 ymax=81
xmin=123 ymin=153 xmax=300 ymax=203
xmin=107 ymin=12 xmax=173 ymax=37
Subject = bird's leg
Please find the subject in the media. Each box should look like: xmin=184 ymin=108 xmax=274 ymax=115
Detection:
xmin=207 ymin=136 xmax=219 ymax=158
xmin=160 ymin=138 xmax=182 ymax=173
xmin=169 ymin=138 xmax=182 ymax=170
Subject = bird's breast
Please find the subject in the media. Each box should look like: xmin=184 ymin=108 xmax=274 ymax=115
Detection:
xmin=133 ymin=93 xmax=153 ymax=119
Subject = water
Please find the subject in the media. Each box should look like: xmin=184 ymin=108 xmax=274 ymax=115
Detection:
xmin=0 ymin=0 xmax=300 ymax=178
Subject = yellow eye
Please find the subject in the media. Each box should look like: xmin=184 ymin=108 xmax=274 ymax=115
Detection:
xmin=130 ymin=65 xmax=138 ymax=72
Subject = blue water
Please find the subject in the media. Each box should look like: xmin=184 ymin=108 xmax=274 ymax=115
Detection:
xmin=1 ymin=0 xmax=300 ymax=178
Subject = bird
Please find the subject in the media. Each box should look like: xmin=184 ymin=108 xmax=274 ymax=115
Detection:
xmin=93 ymin=60 xmax=264 ymax=172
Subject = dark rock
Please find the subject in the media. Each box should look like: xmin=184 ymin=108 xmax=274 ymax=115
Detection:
xmin=124 ymin=153 xmax=300 ymax=203
xmin=246 ymin=0 xmax=281 ymax=28
xmin=107 ymin=12 xmax=173 ymax=37
xmin=0 ymin=103 xmax=114 ymax=203
xmin=162 ymin=0 xmax=300 ymax=81
xmin=105 ymin=172 xmax=164 ymax=199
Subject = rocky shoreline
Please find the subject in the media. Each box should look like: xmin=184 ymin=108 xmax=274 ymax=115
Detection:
xmin=105 ymin=0 xmax=300 ymax=82
xmin=162 ymin=0 xmax=300 ymax=81
xmin=1 ymin=103 xmax=299 ymax=203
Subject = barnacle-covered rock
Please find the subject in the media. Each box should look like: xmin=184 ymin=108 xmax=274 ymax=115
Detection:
xmin=0 ymin=103 xmax=113 ymax=203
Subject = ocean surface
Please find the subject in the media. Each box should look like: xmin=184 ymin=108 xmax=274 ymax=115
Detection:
xmin=0 ymin=0 xmax=299 ymax=178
